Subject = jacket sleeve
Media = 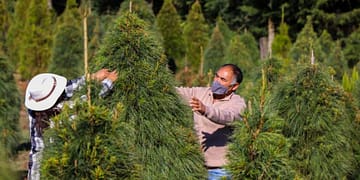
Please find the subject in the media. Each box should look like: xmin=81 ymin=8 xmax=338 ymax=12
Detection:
xmin=204 ymin=95 xmax=246 ymax=125
xmin=65 ymin=76 xmax=114 ymax=99
xmin=175 ymin=87 xmax=194 ymax=105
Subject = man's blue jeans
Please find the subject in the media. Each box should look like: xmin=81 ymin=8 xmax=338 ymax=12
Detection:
xmin=208 ymin=168 xmax=231 ymax=180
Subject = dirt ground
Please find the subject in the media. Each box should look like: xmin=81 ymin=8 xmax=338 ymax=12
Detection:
xmin=13 ymin=73 xmax=30 ymax=180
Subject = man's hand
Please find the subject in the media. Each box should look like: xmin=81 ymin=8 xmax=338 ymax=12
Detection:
xmin=92 ymin=69 xmax=110 ymax=81
xmin=107 ymin=70 xmax=118 ymax=82
xmin=189 ymin=97 xmax=206 ymax=115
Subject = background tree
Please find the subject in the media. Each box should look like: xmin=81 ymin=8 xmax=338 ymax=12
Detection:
xmin=48 ymin=0 xmax=83 ymax=79
xmin=273 ymin=64 xmax=360 ymax=179
xmin=216 ymin=16 xmax=234 ymax=46
xmin=183 ymin=0 xmax=209 ymax=74
xmin=271 ymin=7 xmax=292 ymax=63
xmin=17 ymin=0 xmax=54 ymax=80
xmin=289 ymin=16 xmax=324 ymax=64
xmin=325 ymin=40 xmax=347 ymax=81
xmin=91 ymin=12 xmax=207 ymax=179
xmin=203 ymin=24 xmax=226 ymax=76
xmin=343 ymin=27 xmax=360 ymax=69
xmin=6 ymin=0 xmax=30 ymax=67
xmin=0 ymin=145 xmax=16 ymax=180
xmin=239 ymin=30 xmax=260 ymax=64
xmin=0 ymin=0 xmax=12 ymax=52
xmin=0 ymin=50 xmax=21 ymax=155
xmin=156 ymin=0 xmax=185 ymax=71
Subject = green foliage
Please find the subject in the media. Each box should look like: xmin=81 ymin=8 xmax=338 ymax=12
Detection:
xmin=48 ymin=0 xmax=83 ymax=79
xmin=156 ymin=0 xmax=185 ymax=67
xmin=228 ymin=70 xmax=294 ymax=179
xmin=17 ymin=0 xmax=54 ymax=80
xmin=183 ymin=0 xmax=209 ymax=73
xmin=343 ymin=26 xmax=360 ymax=68
xmin=273 ymin=64 xmax=359 ymax=179
xmin=239 ymin=30 xmax=260 ymax=63
xmin=119 ymin=0 xmax=155 ymax=26
xmin=325 ymin=40 xmax=347 ymax=81
xmin=216 ymin=16 xmax=234 ymax=45
xmin=203 ymin=24 xmax=226 ymax=74
xmin=0 ymin=145 xmax=17 ymax=180
xmin=290 ymin=16 xmax=325 ymax=64
xmin=6 ymin=0 xmax=30 ymax=67
xmin=92 ymin=12 xmax=207 ymax=179
xmin=224 ymin=34 xmax=253 ymax=77
xmin=0 ymin=0 xmax=11 ymax=52
xmin=41 ymin=102 xmax=138 ymax=179
xmin=272 ymin=21 xmax=292 ymax=61
xmin=0 ymin=52 xmax=21 ymax=155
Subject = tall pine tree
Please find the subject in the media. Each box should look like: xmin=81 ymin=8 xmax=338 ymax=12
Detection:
xmin=273 ymin=64 xmax=359 ymax=179
xmin=91 ymin=12 xmax=206 ymax=179
xmin=203 ymin=24 xmax=226 ymax=75
xmin=6 ymin=0 xmax=30 ymax=67
xmin=17 ymin=0 xmax=54 ymax=80
xmin=289 ymin=16 xmax=324 ymax=64
xmin=183 ymin=0 xmax=209 ymax=73
xmin=156 ymin=0 xmax=185 ymax=71
xmin=48 ymin=0 xmax=83 ymax=79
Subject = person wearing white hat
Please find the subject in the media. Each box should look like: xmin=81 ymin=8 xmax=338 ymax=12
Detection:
xmin=25 ymin=69 xmax=117 ymax=180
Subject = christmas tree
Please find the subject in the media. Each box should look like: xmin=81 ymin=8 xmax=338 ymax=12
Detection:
xmin=92 ymin=12 xmax=206 ymax=179
xmin=227 ymin=68 xmax=294 ymax=179
xmin=273 ymin=64 xmax=359 ymax=179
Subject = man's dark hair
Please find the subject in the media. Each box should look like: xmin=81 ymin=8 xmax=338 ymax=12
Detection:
xmin=220 ymin=64 xmax=243 ymax=84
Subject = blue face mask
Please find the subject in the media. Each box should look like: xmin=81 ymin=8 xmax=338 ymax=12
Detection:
xmin=211 ymin=81 xmax=230 ymax=95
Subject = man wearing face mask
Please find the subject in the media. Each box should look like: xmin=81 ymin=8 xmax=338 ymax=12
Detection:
xmin=176 ymin=64 xmax=246 ymax=180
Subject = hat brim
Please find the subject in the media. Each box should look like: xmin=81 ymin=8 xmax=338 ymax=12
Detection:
xmin=25 ymin=73 xmax=67 ymax=111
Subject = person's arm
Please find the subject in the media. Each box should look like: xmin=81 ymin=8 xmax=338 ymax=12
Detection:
xmin=64 ymin=69 xmax=112 ymax=98
xmin=99 ymin=70 xmax=117 ymax=98
xmin=175 ymin=87 xmax=196 ymax=105
xmin=190 ymin=96 xmax=246 ymax=125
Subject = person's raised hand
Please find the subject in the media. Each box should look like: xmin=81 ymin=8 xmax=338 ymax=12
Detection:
xmin=107 ymin=70 xmax=118 ymax=82
xmin=189 ymin=96 xmax=206 ymax=115
xmin=92 ymin=68 xmax=110 ymax=81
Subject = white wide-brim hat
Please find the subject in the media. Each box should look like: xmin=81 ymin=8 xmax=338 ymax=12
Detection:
xmin=25 ymin=73 xmax=67 ymax=111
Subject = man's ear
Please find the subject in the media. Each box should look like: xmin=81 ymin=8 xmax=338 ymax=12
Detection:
xmin=231 ymin=83 xmax=239 ymax=91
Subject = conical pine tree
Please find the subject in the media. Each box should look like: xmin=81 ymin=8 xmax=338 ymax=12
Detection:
xmin=6 ymin=0 xmax=30 ymax=67
xmin=224 ymin=34 xmax=253 ymax=77
xmin=289 ymin=16 xmax=324 ymax=64
xmin=203 ymin=24 xmax=226 ymax=75
xmin=272 ymin=20 xmax=292 ymax=62
xmin=183 ymin=0 xmax=209 ymax=73
xmin=0 ymin=50 xmax=21 ymax=155
xmin=343 ymin=26 xmax=360 ymax=69
xmin=227 ymin=69 xmax=294 ymax=179
xmin=216 ymin=16 xmax=234 ymax=46
xmin=17 ymin=0 xmax=54 ymax=80
xmin=326 ymin=40 xmax=347 ymax=81
xmin=156 ymin=0 xmax=185 ymax=69
xmin=41 ymin=102 xmax=138 ymax=179
xmin=91 ymin=12 xmax=207 ymax=179
xmin=48 ymin=0 xmax=83 ymax=79
xmin=273 ymin=64 xmax=359 ymax=179
xmin=239 ymin=30 xmax=260 ymax=63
